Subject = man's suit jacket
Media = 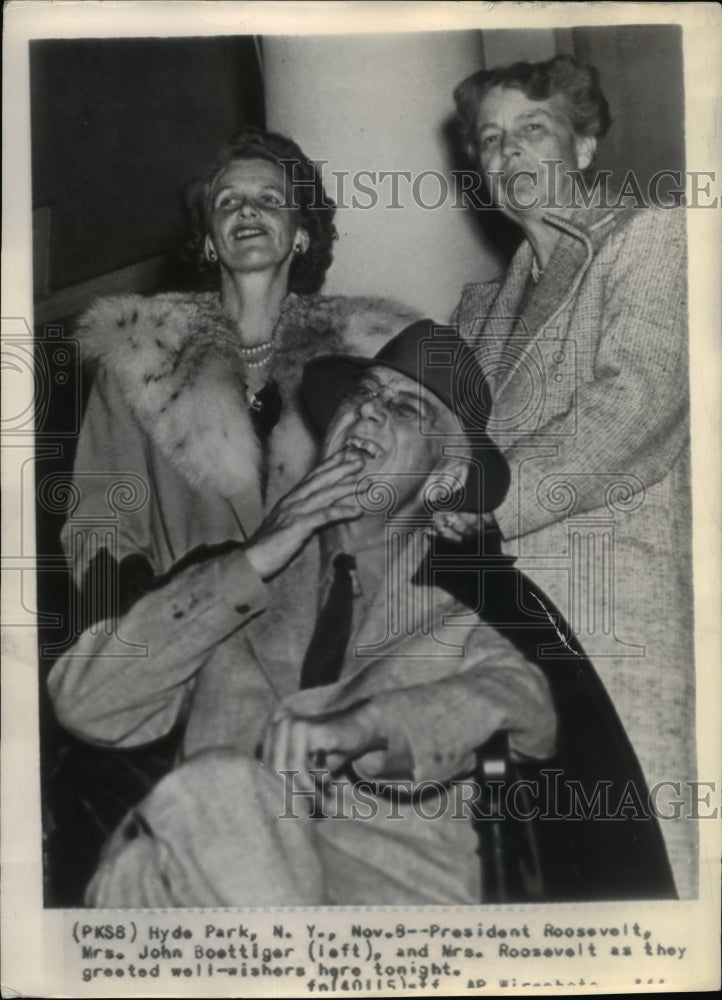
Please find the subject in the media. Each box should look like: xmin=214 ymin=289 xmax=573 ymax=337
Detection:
xmin=49 ymin=525 xmax=676 ymax=903
xmin=48 ymin=527 xmax=555 ymax=904
xmin=49 ymin=529 xmax=555 ymax=779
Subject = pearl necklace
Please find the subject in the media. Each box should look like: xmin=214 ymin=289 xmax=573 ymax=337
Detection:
xmin=237 ymin=340 xmax=274 ymax=356
xmin=243 ymin=351 xmax=274 ymax=370
xmin=237 ymin=339 xmax=275 ymax=369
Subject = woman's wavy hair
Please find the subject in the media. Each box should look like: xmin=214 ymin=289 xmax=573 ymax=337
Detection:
xmin=453 ymin=54 xmax=612 ymax=162
xmin=183 ymin=127 xmax=337 ymax=294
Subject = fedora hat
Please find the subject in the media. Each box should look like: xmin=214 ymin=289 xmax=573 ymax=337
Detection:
xmin=301 ymin=319 xmax=510 ymax=513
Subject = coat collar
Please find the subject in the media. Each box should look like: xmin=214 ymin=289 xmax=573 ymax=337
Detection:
xmin=75 ymin=290 xmax=420 ymax=511
xmin=481 ymin=208 xmax=629 ymax=401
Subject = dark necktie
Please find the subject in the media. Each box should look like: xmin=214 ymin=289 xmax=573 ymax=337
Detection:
xmin=248 ymin=380 xmax=283 ymax=501
xmin=300 ymin=553 xmax=357 ymax=690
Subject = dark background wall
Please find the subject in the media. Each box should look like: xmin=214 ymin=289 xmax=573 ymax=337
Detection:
xmin=30 ymin=37 xmax=265 ymax=905
xmin=572 ymin=24 xmax=685 ymax=195
xmin=30 ymin=36 xmax=264 ymax=294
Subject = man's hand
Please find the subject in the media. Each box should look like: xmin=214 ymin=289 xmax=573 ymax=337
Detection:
xmin=433 ymin=510 xmax=498 ymax=542
xmin=245 ymin=450 xmax=366 ymax=580
xmin=262 ymin=700 xmax=389 ymax=777
xmin=433 ymin=510 xmax=480 ymax=542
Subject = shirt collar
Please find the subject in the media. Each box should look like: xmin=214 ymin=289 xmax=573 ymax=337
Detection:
xmin=320 ymin=527 xmax=430 ymax=603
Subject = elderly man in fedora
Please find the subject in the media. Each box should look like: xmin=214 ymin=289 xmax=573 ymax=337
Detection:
xmin=50 ymin=320 xmax=675 ymax=906
xmin=51 ymin=319 xmax=562 ymax=906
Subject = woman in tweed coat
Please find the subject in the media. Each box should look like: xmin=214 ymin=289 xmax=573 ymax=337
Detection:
xmin=451 ymin=55 xmax=695 ymax=897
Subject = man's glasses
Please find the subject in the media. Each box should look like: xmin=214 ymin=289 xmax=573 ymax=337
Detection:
xmin=341 ymin=379 xmax=434 ymax=424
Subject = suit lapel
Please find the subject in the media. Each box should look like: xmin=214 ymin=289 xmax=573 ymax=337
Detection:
xmin=242 ymin=542 xmax=322 ymax=701
xmin=350 ymin=530 xmax=432 ymax=657
xmin=490 ymin=219 xmax=593 ymax=406
xmin=241 ymin=533 xmax=432 ymax=709
xmin=467 ymin=244 xmax=533 ymax=398
xmin=247 ymin=530 xmax=460 ymax=715
xmin=329 ymin=533 xmax=464 ymax=706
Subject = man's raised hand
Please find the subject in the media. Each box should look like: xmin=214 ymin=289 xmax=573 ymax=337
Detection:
xmin=245 ymin=450 xmax=366 ymax=580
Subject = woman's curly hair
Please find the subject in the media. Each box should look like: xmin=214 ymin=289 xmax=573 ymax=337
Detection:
xmin=183 ymin=127 xmax=337 ymax=294
xmin=453 ymin=54 xmax=612 ymax=162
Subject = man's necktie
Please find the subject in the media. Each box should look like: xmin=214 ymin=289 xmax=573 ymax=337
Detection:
xmin=300 ymin=553 xmax=357 ymax=690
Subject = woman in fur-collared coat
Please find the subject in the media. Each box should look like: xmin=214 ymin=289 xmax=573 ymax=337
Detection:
xmin=451 ymin=56 xmax=696 ymax=897
xmin=48 ymin=129 xmax=419 ymax=903
xmin=62 ymin=128 xmax=418 ymax=598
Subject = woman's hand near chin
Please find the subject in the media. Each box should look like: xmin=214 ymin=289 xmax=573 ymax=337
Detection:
xmin=244 ymin=450 xmax=366 ymax=580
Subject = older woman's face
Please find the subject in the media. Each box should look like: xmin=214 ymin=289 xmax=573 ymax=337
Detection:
xmin=475 ymin=85 xmax=595 ymax=216
xmin=206 ymin=158 xmax=308 ymax=276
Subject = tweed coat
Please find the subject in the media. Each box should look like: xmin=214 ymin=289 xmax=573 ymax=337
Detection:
xmin=453 ymin=205 xmax=696 ymax=897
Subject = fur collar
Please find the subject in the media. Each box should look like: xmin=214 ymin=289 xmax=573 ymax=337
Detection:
xmin=76 ymin=291 xmax=420 ymax=504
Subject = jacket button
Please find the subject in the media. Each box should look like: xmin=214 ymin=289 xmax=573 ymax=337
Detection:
xmin=237 ymin=603 xmax=250 ymax=614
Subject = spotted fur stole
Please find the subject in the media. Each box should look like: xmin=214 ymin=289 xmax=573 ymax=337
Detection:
xmin=75 ymin=291 xmax=420 ymax=505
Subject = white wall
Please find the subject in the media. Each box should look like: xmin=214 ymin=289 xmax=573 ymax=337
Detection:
xmin=481 ymin=28 xmax=557 ymax=68
xmin=264 ymin=31 xmax=503 ymax=322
